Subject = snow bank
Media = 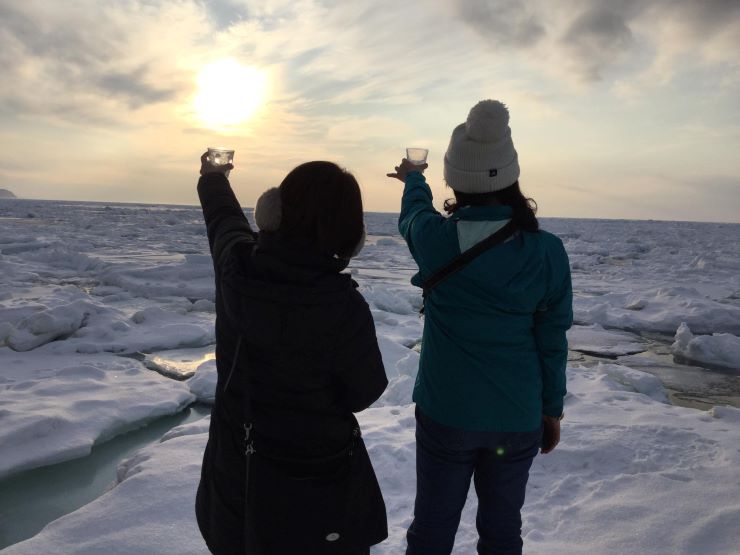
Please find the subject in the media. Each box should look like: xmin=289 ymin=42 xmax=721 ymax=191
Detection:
xmin=363 ymin=284 xmax=419 ymax=315
xmin=187 ymin=359 xmax=217 ymax=404
xmin=374 ymin=336 xmax=420 ymax=407
xmin=99 ymin=256 xmax=216 ymax=302
xmin=2 ymin=427 xmax=210 ymax=555
xmin=0 ymin=351 xmax=195 ymax=479
xmin=672 ymin=322 xmax=740 ymax=371
xmin=0 ymin=287 xmax=215 ymax=356
xmin=5 ymin=300 xmax=93 ymax=351
xmin=574 ymin=286 xmax=740 ymax=336
xmin=592 ymin=362 xmax=670 ymax=403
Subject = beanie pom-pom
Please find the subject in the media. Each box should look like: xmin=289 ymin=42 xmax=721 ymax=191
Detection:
xmin=465 ymin=100 xmax=510 ymax=142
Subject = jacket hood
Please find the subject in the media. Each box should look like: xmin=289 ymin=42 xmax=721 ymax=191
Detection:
xmin=219 ymin=232 xmax=356 ymax=351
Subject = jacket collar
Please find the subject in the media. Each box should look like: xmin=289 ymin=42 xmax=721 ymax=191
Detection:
xmin=452 ymin=204 xmax=513 ymax=222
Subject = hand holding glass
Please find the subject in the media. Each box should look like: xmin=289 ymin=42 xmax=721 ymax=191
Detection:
xmin=207 ymin=147 xmax=235 ymax=177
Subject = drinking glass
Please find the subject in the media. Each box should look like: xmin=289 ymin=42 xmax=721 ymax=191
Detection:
xmin=406 ymin=148 xmax=429 ymax=166
xmin=207 ymin=147 xmax=235 ymax=177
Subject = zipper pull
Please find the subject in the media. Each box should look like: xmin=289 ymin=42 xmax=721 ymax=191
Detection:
xmin=244 ymin=422 xmax=255 ymax=456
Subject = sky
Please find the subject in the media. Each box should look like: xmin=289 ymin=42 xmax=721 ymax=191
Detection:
xmin=1 ymin=0 xmax=739 ymax=222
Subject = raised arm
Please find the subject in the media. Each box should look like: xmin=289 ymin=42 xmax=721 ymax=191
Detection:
xmin=398 ymin=171 xmax=440 ymax=243
xmin=388 ymin=159 xmax=451 ymax=277
xmin=197 ymin=153 xmax=257 ymax=268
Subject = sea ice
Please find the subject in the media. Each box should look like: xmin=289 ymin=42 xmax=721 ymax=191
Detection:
xmin=4 ymin=363 xmax=739 ymax=554
xmin=672 ymin=322 xmax=740 ymax=371
xmin=574 ymin=286 xmax=740 ymax=335
xmin=0 ymin=350 xmax=195 ymax=479
xmin=2 ymin=428 xmax=210 ymax=555
xmin=187 ymin=359 xmax=217 ymax=404
xmin=142 ymin=346 xmax=215 ymax=380
xmin=567 ymin=324 xmax=646 ymax=357
xmin=1 ymin=200 xmax=739 ymax=553
xmin=591 ymin=362 xmax=670 ymax=403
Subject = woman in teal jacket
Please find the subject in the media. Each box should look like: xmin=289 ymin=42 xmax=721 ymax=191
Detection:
xmin=387 ymin=100 xmax=572 ymax=555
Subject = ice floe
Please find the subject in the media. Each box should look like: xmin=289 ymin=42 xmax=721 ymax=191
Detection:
xmin=672 ymin=322 xmax=740 ymax=371
xmin=567 ymin=324 xmax=646 ymax=357
xmin=0 ymin=352 xmax=194 ymax=480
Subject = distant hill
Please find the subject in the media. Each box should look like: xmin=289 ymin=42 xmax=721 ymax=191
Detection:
xmin=0 ymin=189 xmax=17 ymax=199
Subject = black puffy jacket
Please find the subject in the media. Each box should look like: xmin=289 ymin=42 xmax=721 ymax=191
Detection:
xmin=194 ymin=173 xmax=388 ymax=554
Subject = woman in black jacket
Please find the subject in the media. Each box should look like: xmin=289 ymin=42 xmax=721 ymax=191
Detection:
xmin=195 ymin=153 xmax=389 ymax=555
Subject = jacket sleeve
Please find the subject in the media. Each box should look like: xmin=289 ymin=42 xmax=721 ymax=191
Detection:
xmin=533 ymin=239 xmax=573 ymax=418
xmin=397 ymin=172 xmax=451 ymax=276
xmin=333 ymin=294 xmax=388 ymax=412
xmin=197 ymin=173 xmax=257 ymax=269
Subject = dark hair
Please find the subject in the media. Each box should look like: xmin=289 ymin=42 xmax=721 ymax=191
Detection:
xmin=278 ymin=161 xmax=364 ymax=258
xmin=443 ymin=181 xmax=539 ymax=233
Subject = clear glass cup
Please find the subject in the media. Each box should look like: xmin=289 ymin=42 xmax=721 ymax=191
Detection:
xmin=207 ymin=147 xmax=235 ymax=178
xmin=406 ymin=148 xmax=429 ymax=166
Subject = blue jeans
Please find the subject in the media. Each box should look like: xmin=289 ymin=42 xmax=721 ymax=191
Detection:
xmin=406 ymin=408 xmax=541 ymax=555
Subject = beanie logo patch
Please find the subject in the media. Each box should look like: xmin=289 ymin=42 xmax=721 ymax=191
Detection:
xmin=489 ymin=169 xmax=498 ymax=177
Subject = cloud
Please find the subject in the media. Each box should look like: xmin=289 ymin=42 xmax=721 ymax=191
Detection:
xmin=0 ymin=0 xmax=209 ymax=124
xmin=454 ymin=0 xmax=545 ymax=49
xmin=4 ymin=0 xmax=736 ymax=131
xmin=0 ymin=0 xmax=738 ymax=219
xmin=560 ymin=7 xmax=634 ymax=82
xmin=200 ymin=0 xmax=250 ymax=29
xmin=452 ymin=0 xmax=740 ymax=85
xmin=95 ymin=66 xmax=177 ymax=109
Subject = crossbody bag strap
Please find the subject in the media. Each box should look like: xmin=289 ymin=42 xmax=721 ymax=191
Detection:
xmin=420 ymin=220 xmax=517 ymax=314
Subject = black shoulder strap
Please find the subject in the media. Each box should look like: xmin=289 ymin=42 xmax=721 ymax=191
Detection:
xmin=420 ymin=220 xmax=517 ymax=314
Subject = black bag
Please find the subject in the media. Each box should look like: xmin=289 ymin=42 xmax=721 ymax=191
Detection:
xmin=245 ymin=426 xmax=387 ymax=554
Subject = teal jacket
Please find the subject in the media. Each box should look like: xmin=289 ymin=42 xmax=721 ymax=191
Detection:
xmin=399 ymin=172 xmax=572 ymax=432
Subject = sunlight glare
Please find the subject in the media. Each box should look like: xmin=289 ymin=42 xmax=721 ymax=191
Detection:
xmin=193 ymin=59 xmax=266 ymax=128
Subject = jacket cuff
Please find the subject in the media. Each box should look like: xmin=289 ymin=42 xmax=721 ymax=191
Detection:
xmin=542 ymin=400 xmax=564 ymax=418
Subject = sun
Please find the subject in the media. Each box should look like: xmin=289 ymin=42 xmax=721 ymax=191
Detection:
xmin=193 ymin=59 xmax=267 ymax=128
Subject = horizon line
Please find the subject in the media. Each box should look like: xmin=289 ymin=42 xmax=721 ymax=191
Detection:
xmin=1 ymin=195 xmax=738 ymax=226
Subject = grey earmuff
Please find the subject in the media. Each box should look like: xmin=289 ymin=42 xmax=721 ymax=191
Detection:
xmin=254 ymin=187 xmax=281 ymax=232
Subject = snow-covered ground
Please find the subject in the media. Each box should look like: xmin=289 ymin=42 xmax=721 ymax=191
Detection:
xmin=1 ymin=199 xmax=739 ymax=553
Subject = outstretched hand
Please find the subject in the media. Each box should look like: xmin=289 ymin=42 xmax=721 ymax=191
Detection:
xmin=200 ymin=151 xmax=234 ymax=177
xmin=386 ymin=158 xmax=428 ymax=182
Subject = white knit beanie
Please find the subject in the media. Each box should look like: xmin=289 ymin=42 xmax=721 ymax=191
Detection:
xmin=443 ymin=100 xmax=520 ymax=193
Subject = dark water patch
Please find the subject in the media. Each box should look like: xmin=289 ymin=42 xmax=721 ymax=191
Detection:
xmin=572 ymin=349 xmax=622 ymax=360
xmin=0 ymin=404 xmax=211 ymax=549
xmin=672 ymin=353 xmax=739 ymax=375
